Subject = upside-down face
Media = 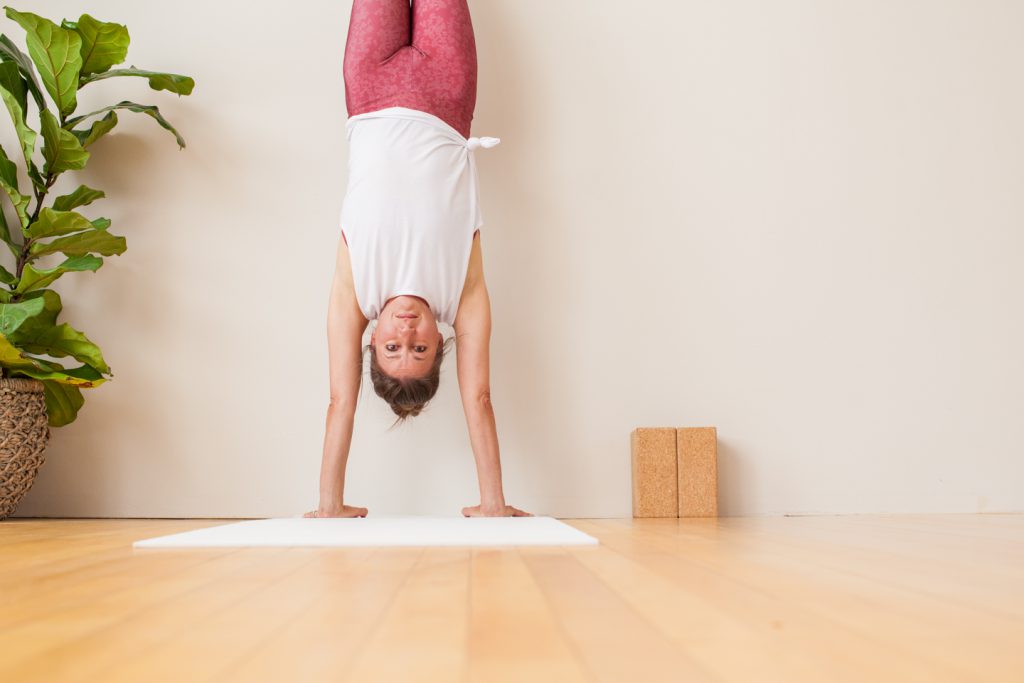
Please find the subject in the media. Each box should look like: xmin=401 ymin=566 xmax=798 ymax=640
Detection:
xmin=370 ymin=294 xmax=443 ymax=379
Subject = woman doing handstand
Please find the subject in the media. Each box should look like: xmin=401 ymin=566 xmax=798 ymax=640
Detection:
xmin=304 ymin=0 xmax=531 ymax=519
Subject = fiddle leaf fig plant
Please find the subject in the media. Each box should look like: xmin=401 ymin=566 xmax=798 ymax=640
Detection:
xmin=0 ymin=6 xmax=193 ymax=426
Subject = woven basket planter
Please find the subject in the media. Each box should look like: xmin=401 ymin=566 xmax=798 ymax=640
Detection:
xmin=0 ymin=378 xmax=51 ymax=520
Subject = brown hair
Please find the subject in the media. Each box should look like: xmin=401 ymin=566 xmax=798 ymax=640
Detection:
xmin=364 ymin=330 xmax=457 ymax=430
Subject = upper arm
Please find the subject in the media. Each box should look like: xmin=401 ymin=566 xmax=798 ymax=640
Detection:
xmin=328 ymin=232 xmax=369 ymax=408
xmin=454 ymin=232 xmax=491 ymax=402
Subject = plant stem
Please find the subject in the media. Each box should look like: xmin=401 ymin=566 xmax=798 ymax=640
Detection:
xmin=28 ymin=172 xmax=54 ymax=227
xmin=14 ymin=171 xmax=54 ymax=296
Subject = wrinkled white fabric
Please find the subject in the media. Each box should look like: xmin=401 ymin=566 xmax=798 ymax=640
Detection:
xmin=339 ymin=106 xmax=500 ymax=325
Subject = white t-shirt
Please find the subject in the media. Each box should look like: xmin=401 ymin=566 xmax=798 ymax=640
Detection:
xmin=339 ymin=106 xmax=500 ymax=325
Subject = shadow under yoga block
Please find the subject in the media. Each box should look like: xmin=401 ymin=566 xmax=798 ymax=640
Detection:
xmin=630 ymin=427 xmax=678 ymax=518
xmin=677 ymin=426 xmax=718 ymax=517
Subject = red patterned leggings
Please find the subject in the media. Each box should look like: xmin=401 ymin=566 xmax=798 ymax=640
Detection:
xmin=343 ymin=0 xmax=478 ymax=139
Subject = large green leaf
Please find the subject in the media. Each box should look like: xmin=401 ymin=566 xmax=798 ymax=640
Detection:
xmin=81 ymin=65 xmax=194 ymax=95
xmin=28 ymin=227 xmax=125 ymax=259
xmin=40 ymin=108 xmax=89 ymax=175
xmin=0 ymin=34 xmax=46 ymax=112
xmin=65 ymin=100 xmax=186 ymax=149
xmin=0 ymin=60 xmax=26 ymax=118
xmin=0 ymin=330 xmax=46 ymax=372
xmin=14 ymin=254 xmax=102 ymax=294
xmin=15 ymin=287 xmax=60 ymax=325
xmin=52 ymin=184 xmax=104 ymax=212
xmin=0 ymin=330 xmax=103 ymax=387
xmin=16 ymin=325 xmax=110 ymax=375
xmin=26 ymin=207 xmax=93 ymax=239
xmin=0 ymin=290 xmax=108 ymax=397
xmin=7 ymin=310 xmax=111 ymax=375
xmin=40 ymin=373 xmax=85 ymax=426
xmin=0 ymin=142 xmax=30 ymax=229
xmin=71 ymin=110 xmax=116 ymax=148
xmin=4 ymin=8 xmax=82 ymax=117
xmin=13 ymin=358 xmax=106 ymax=386
xmin=0 ymin=294 xmax=44 ymax=334
xmin=63 ymin=14 xmax=129 ymax=77
xmin=0 ymin=81 xmax=36 ymax=167
xmin=0 ymin=336 xmax=106 ymax=390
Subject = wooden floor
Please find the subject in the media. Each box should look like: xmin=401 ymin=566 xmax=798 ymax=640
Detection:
xmin=0 ymin=514 xmax=1022 ymax=682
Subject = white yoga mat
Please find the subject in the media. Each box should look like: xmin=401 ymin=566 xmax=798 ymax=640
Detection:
xmin=132 ymin=515 xmax=599 ymax=548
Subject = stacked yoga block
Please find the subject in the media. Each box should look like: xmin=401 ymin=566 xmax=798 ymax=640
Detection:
xmin=630 ymin=427 xmax=718 ymax=518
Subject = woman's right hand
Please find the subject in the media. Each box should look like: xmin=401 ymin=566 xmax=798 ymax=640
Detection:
xmin=303 ymin=504 xmax=368 ymax=518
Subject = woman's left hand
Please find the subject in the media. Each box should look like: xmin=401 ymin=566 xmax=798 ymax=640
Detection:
xmin=462 ymin=503 xmax=534 ymax=517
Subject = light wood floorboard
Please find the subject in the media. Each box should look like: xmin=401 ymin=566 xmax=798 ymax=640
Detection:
xmin=0 ymin=514 xmax=1020 ymax=682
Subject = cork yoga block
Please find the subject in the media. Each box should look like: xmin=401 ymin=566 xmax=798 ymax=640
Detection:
xmin=677 ymin=427 xmax=718 ymax=517
xmin=630 ymin=428 xmax=678 ymax=518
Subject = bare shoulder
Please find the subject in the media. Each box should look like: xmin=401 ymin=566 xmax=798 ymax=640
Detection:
xmin=454 ymin=229 xmax=488 ymax=331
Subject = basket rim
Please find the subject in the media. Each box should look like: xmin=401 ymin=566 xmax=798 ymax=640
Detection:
xmin=0 ymin=377 xmax=46 ymax=392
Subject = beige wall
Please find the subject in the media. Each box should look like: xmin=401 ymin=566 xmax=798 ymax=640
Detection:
xmin=9 ymin=1 xmax=1023 ymax=518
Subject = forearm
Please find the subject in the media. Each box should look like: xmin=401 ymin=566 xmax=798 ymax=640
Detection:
xmin=463 ymin=396 xmax=505 ymax=506
xmin=318 ymin=401 xmax=356 ymax=506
